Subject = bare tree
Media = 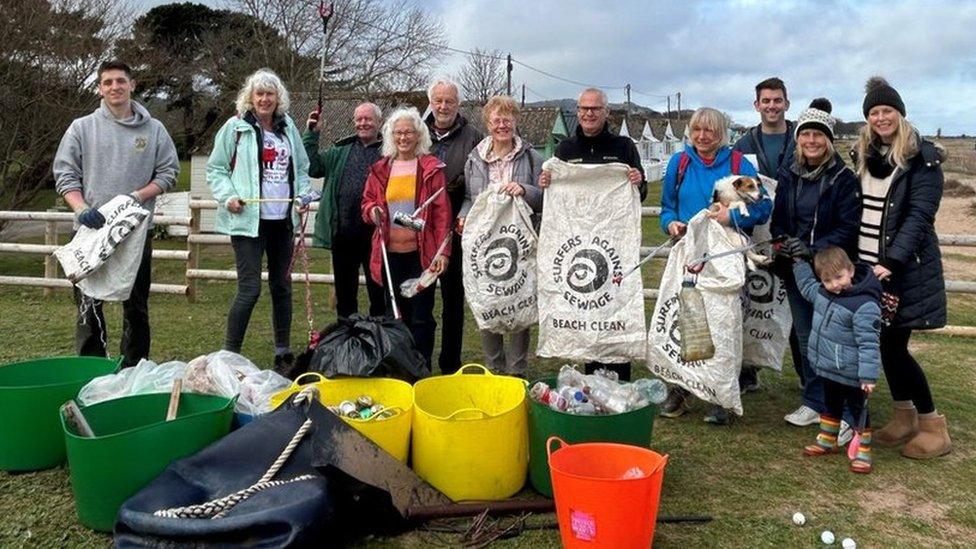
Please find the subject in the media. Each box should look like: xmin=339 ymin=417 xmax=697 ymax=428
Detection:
xmin=457 ymin=48 xmax=506 ymax=103
xmin=229 ymin=0 xmax=448 ymax=93
xmin=0 ymin=0 xmax=130 ymax=223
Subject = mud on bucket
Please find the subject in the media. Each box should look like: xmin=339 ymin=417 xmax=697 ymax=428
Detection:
xmin=547 ymin=436 xmax=668 ymax=549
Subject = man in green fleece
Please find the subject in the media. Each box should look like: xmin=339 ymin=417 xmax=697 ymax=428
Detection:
xmin=53 ymin=60 xmax=179 ymax=367
xmin=304 ymin=102 xmax=385 ymax=318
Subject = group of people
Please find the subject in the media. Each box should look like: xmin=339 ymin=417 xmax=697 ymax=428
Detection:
xmin=653 ymin=76 xmax=952 ymax=471
xmin=54 ymin=62 xmax=952 ymax=475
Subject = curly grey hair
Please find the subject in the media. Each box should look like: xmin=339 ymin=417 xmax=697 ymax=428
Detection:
xmin=235 ymin=69 xmax=290 ymax=116
xmin=381 ymin=106 xmax=432 ymax=158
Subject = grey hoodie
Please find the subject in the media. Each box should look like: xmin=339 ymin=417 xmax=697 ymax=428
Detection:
xmin=53 ymin=100 xmax=179 ymax=227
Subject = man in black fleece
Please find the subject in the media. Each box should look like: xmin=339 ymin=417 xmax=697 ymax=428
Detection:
xmin=540 ymin=87 xmax=646 ymax=380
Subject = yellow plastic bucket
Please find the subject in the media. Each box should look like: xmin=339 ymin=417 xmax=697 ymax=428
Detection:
xmin=270 ymin=373 xmax=414 ymax=463
xmin=412 ymin=364 xmax=528 ymax=501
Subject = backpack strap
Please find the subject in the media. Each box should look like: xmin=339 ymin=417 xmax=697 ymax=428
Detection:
xmin=730 ymin=149 xmax=743 ymax=176
xmin=229 ymin=115 xmax=244 ymax=172
xmin=675 ymin=151 xmax=691 ymax=192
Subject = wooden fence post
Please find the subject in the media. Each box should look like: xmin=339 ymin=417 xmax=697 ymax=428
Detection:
xmin=43 ymin=210 xmax=59 ymax=297
xmin=186 ymin=204 xmax=200 ymax=303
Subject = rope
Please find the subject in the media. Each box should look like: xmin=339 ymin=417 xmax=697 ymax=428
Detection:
xmin=154 ymin=387 xmax=320 ymax=520
xmin=287 ymin=210 xmax=316 ymax=342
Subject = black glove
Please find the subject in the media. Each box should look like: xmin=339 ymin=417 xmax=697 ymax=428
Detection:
xmin=77 ymin=208 xmax=106 ymax=229
xmin=784 ymin=237 xmax=812 ymax=262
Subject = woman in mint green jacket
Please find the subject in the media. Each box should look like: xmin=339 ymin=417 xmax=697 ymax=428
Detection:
xmin=206 ymin=68 xmax=315 ymax=371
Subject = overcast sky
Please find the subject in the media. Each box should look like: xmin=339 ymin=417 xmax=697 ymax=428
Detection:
xmin=133 ymin=0 xmax=976 ymax=134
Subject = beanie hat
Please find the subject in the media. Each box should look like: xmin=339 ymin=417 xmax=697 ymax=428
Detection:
xmin=862 ymin=76 xmax=905 ymax=118
xmin=794 ymin=98 xmax=835 ymax=141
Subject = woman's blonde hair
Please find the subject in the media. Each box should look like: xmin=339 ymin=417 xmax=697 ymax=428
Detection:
xmin=855 ymin=110 xmax=918 ymax=176
xmin=687 ymin=107 xmax=730 ymax=148
xmin=381 ymin=106 xmax=432 ymax=158
xmin=235 ymin=69 xmax=290 ymax=116
xmin=482 ymin=95 xmax=520 ymax=127
xmin=793 ymin=129 xmax=836 ymax=168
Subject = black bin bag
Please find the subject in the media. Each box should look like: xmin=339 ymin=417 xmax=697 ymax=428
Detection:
xmin=295 ymin=314 xmax=429 ymax=382
xmin=114 ymin=399 xmax=334 ymax=548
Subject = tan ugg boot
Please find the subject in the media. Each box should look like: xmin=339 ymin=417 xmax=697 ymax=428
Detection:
xmin=901 ymin=414 xmax=952 ymax=459
xmin=874 ymin=406 xmax=919 ymax=447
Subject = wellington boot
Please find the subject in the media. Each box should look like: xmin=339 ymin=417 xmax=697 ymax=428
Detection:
xmin=874 ymin=406 xmax=919 ymax=447
xmin=901 ymin=414 xmax=952 ymax=459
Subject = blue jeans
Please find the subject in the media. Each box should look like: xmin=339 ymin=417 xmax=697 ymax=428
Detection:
xmin=784 ymin=274 xmax=824 ymax=412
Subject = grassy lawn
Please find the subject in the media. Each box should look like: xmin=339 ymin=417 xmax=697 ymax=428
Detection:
xmin=2 ymin=202 xmax=975 ymax=547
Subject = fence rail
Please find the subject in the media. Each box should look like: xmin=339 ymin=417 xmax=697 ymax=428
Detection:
xmin=1 ymin=201 xmax=975 ymax=337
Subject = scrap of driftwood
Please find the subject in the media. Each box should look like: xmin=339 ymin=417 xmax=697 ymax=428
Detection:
xmin=61 ymin=400 xmax=95 ymax=437
xmin=165 ymin=379 xmax=182 ymax=421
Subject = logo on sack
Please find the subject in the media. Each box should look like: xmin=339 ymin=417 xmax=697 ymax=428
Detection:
xmin=551 ymin=235 xmax=623 ymax=310
xmin=651 ymin=293 xmax=706 ymax=368
xmin=468 ymin=223 xmax=532 ymax=297
xmin=744 ymin=269 xmax=775 ymax=304
xmin=134 ymin=136 xmax=148 ymax=152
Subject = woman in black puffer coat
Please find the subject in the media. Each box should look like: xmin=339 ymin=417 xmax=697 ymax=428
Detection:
xmin=853 ymin=76 xmax=950 ymax=459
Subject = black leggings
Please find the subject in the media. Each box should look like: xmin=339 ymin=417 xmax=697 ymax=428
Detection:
xmin=880 ymin=327 xmax=935 ymax=414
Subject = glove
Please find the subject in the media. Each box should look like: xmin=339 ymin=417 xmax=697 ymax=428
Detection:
xmin=296 ymin=190 xmax=321 ymax=208
xmin=77 ymin=208 xmax=106 ymax=229
xmin=784 ymin=237 xmax=812 ymax=262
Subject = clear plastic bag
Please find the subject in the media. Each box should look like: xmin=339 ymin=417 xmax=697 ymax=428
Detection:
xmin=77 ymin=359 xmax=187 ymax=406
xmin=237 ymin=370 xmax=292 ymax=415
xmin=183 ymin=350 xmax=261 ymax=397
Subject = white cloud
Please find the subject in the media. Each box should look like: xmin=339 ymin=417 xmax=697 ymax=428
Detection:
xmin=430 ymin=0 xmax=976 ymax=134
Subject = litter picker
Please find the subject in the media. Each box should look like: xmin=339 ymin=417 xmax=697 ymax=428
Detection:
xmin=314 ymin=2 xmax=335 ymax=120
xmin=685 ymin=235 xmax=787 ymax=273
xmin=612 ymin=234 xmax=679 ymax=285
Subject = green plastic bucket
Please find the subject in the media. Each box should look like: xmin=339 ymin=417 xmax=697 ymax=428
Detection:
xmin=0 ymin=356 xmax=118 ymax=471
xmin=528 ymin=377 xmax=658 ymax=498
xmin=62 ymin=392 xmax=235 ymax=532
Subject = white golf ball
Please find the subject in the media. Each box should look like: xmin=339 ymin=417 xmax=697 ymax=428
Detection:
xmin=842 ymin=538 xmax=856 ymax=549
xmin=821 ymin=530 xmax=835 ymax=545
xmin=792 ymin=512 xmax=806 ymax=526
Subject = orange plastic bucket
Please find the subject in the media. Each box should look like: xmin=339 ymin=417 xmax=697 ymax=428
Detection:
xmin=547 ymin=437 xmax=668 ymax=548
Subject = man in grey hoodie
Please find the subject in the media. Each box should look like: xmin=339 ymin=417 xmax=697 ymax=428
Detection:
xmin=53 ymin=60 xmax=180 ymax=367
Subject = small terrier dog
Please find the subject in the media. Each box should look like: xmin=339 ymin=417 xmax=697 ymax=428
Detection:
xmin=710 ymin=175 xmax=772 ymax=270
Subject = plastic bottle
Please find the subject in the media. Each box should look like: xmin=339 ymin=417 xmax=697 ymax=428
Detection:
xmin=593 ymin=368 xmax=619 ymax=382
xmin=530 ymin=381 xmax=568 ymax=411
xmin=567 ymin=401 xmax=597 ymax=415
xmin=678 ymin=278 xmax=715 ymax=362
xmin=558 ymin=386 xmax=587 ymax=405
xmin=632 ymin=378 xmax=669 ymax=405
xmin=557 ymin=364 xmax=585 ymax=389
xmin=583 ymin=375 xmax=620 ymax=413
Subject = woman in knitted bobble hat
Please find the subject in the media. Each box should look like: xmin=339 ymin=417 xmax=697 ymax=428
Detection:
xmin=852 ymin=76 xmax=952 ymax=459
xmin=771 ymin=98 xmax=862 ymax=430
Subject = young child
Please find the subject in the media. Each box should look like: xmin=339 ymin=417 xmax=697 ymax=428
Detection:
xmin=787 ymin=242 xmax=882 ymax=473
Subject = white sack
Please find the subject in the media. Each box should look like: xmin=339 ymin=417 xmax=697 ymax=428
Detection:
xmin=54 ymin=195 xmax=150 ymax=301
xmin=741 ymin=175 xmax=792 ymax=371
xmin=646 ymin=213 xmax=746 ymax=414
xmin=462 ymin=183 xmax=539 ymax=333
xmin=536 ymin=159 xmax=645 ymax=363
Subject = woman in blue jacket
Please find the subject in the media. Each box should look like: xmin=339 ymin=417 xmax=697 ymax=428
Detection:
xmin=206 ymin=69 xmax=315 ymax=372
xmin=658 ymin=107 xmax=771 ymax=425
xmin=771 ymin=99 xmax=861 ymax=431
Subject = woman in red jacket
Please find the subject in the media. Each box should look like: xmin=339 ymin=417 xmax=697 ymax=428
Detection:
xmin=362 ymin=106 xmax=452 ymax=367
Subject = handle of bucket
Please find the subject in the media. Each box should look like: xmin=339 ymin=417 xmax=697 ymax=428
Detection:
xmin=292 ymin=372 xmax=326 ymax=387
xmin=454 ymin=363 xmax=491 ymax=376
xmin=546 ymin=436 xmax=569 ymax=461
xmin=443 ymin=407 xmax=491 ymax=420
xmin=649 ymin=453 xmax=669 ymax=476
xmin=354 ymin=406 xmax=404 ymax=422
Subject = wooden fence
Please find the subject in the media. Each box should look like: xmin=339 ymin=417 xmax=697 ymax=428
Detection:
xmin=1 ymin=202 xmax=975 ymax=336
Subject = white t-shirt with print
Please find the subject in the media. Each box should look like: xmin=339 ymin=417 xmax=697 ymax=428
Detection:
xmin=260 ymin=131 xmax=291 ymax=220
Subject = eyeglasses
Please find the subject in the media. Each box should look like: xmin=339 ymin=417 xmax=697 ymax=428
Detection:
xmin=489 ymin=117 xmax=515 ymax=127
xmin=577 ymin=106 xmax=605 ymax=114
xmin=393 ymin=129 xmax=416 ymax=137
